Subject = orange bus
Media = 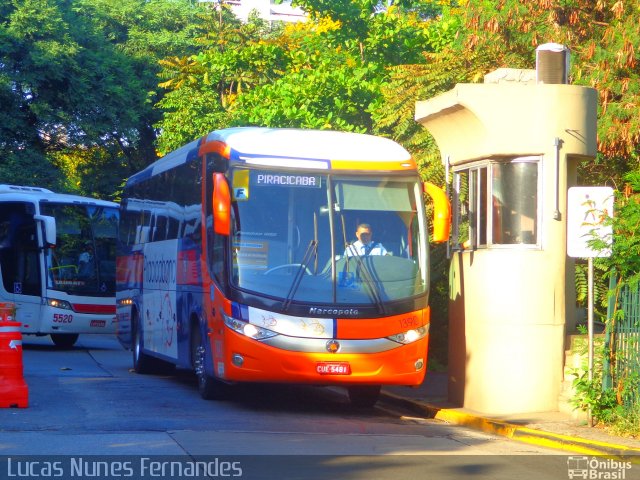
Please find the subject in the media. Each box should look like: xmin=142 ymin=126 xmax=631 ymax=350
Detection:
xmin=116 ymin=128 xmax=450 ymax=407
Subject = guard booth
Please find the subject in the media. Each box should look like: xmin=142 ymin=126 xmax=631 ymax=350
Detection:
xmin=415 ymin=45 xmax=598 ymax=414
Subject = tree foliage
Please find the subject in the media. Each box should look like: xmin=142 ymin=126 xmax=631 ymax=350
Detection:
xmin=155 ymin=7 xmax=281 ymax=153
xmin=229 ymin=17 xmax=381 ymax=132
xmin=601 ymin=173 xmax=640 ymax=286
xmin=0 ymin=0 xmax=201 ymax=198
xmin=454 ymin=0 xmax=640 ymax=185
xmin=371 ymin=5 xmax=465 ymax=184
xmin=373 ymin=0 xmax=640 ymax=189
xmin=155 ymin=1 xmax=455 ymax=152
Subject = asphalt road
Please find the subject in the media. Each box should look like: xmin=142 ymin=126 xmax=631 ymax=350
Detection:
xmin=0 ymin=334 xmax=604 ymax=480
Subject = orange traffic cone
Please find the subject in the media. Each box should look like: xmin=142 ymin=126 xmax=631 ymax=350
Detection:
xmin=0 ymin=302 xmax=15 ymax=321
xmin=0 ymin=320 xmax=28 ymax=408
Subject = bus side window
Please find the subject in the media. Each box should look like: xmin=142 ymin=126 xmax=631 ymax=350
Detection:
xmin=167 ymin=217 xmax=180 ymax=239
xmin=152 ymin=214 xmax=168 ymax=242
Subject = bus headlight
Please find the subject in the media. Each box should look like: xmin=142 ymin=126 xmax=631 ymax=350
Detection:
xmin=46 ymin=298 xmax=74 ymax=311
xmin=223 ymin=314 xmax=278 ymax=340
xmin=387 ymin=326 xmax=428 ymax=345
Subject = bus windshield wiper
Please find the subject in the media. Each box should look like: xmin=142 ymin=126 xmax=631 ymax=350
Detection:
xmin=346 ymin=249 xmax=386 ymax=315
xmin=283 ymin=240 xmax=317 ymax=312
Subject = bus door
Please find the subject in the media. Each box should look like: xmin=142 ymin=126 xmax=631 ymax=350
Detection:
xmin=0 ymin=202 xmax=43 ymax=332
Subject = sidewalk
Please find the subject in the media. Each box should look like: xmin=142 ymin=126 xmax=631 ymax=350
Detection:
xmin=381 ymin=372 xmax=640 ymax=456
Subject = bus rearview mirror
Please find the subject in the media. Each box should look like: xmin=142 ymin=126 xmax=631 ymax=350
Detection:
xmin=213 ymin=173 xmax=231 ymax=236
xmin=423 ymin=182 xmax=451 ymax=244
xmin=34 ymin=214 xmax=56 ymax=247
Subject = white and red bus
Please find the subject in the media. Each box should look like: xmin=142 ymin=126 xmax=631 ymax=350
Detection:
xmin=116 ymin=128 xmax=449 ymax=407
xmin=0 ymin=185 xmax=118 ymax=348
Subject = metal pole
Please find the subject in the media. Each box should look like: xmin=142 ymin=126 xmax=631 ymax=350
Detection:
xmin=587 ymin=256 xmax=594 ymax=427
xmin=553 ymin=137 xmax=562 ymax=220
xmin=445 ymin=155 xmax=451 ymax=259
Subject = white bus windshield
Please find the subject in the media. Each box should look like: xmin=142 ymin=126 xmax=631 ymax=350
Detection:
xmin=41 ymin=203 xmax=118 ymax=296
xmin=230 ymin=169 xmax=428 ymax=305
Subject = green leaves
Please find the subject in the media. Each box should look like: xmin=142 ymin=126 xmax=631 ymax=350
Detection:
xmin=0 ymin=0 xmax=202 ymax=197
xmin=450 ymin=0 xmax=640 ymax=172
xmin=155 ymin=1 xmax=456 ymax=151
xmin=604 ymin=176 xmax=640 ymax=286
xmin=230 ymin=47 xmax=378 ymax=131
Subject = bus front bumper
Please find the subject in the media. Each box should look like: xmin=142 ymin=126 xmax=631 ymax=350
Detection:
xmin=214 ymin=329 xmax=429 ymax=386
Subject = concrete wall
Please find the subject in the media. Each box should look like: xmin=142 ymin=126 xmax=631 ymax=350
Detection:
xmin=416 ymin=71 xmax=597 ymax=414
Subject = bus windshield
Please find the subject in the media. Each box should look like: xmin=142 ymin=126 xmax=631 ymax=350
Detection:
xmin=230 ymin=168 xmax=428 ymax=306
xmin=41 ymin=203 xmax=118 ymax=296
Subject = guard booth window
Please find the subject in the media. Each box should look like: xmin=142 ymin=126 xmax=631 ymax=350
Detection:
xmin=452 ymin=157 xmax=540 ymax=249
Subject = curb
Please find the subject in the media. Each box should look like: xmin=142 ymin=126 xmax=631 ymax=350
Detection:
xmin=379 ymin=391 xmax=640 ymax=458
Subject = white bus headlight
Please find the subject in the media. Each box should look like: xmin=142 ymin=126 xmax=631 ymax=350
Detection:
xmin=387 ymin=326 xmax=428 ymax=345
xmin=46 ymin=298 xmax=74 ymax=311
xmin=223 ymin=313 xmax=277 ymax=340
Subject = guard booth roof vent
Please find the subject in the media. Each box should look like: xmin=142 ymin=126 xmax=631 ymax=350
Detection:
xmin=536 ymin=43 xmax=570 ymax=85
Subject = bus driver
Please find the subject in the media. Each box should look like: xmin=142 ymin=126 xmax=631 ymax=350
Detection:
xmin=344 ymin=223 xmax=388 ymax=257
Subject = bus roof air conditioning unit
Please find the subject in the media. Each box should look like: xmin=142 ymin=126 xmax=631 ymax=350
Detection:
xmin=536 ymin=43 xmax=570 ymax=85
xmin=0 ymin=185 xmax=54 ymax=194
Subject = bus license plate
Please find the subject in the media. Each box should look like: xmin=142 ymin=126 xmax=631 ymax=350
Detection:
xmin=316 ymin=362 xmax=351 ymax=375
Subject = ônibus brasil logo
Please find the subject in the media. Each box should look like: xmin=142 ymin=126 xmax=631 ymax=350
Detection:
xmin=567 ymin=456 xmax=632 ymax=479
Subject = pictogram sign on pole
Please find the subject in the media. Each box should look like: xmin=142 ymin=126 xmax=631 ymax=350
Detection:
xmin=567 ymin=187 xmax=613 ymax=258
xmin=567 ymin=186 xmax=614 ymax=427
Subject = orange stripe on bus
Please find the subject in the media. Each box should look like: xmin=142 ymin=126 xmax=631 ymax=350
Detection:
xmin=198 ymin=139 xmax=231 ymax=157
xmin=336 ymin=308 xmax=428 ymax=340
xmin=330 ymin=159 xmax=417 ymax=171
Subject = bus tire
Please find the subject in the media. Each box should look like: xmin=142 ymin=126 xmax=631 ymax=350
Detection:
xmin=132 ymin=311 xmax=157 ymax=374
xmin=191 ymin=322 xmax=226 ymax=400
xmin=348 ymin=385 xmax=381 ymax=408
xmin=51 ymin=333 xmax=79 ymax=349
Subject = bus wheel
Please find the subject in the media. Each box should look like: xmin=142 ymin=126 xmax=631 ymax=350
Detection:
xmin=132 ymin=312 xmax=156 ymax=374
xmin=348 ymin=385 xmax=381 ymax=408
xmin=51 ymin=333 xmax=79 ymax=349
xmin=191 ymin=325 xmax=226 ymax=400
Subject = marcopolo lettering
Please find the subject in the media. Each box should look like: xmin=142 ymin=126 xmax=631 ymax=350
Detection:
xmin=309 ymin=307 xmax=359 ymax=316
xmin=255 ymin=174 xmax=319 ymax=187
